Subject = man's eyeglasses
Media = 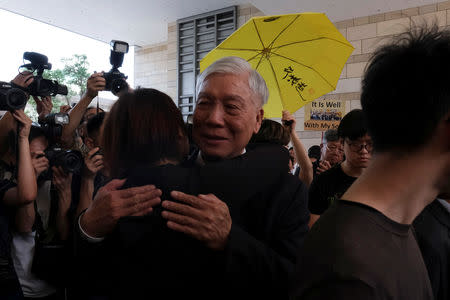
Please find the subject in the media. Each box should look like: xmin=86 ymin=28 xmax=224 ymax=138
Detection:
xmin=326 ymin=144 xmax=344 ymax=153
xmin=346 ymin=141 xmax=373 ymax=153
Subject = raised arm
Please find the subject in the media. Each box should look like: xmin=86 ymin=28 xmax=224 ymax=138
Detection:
xmin=282 ymin=110 xmax=313 ymax=187
xmin=61 ymin=72 xmax=105 ymax=147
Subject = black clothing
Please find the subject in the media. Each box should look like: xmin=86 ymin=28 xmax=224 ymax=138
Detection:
xmin=308 ymin=164 xmax=356 ymax=214
xmin=291 ymin=200 xmax=433 ymax=300
xmin=414 ymin=199 xmax=450 ymax=300
xmin=0 ymin=180 xmax=23 ymax=298
xmin=76 ymin=144 xmax=310 ymax=299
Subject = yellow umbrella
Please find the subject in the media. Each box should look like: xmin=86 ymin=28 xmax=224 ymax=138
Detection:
xmin=200 ymin=13 xmax=354 ymax=118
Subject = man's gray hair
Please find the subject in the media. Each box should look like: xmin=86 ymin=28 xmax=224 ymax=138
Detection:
xmin=322 ymin=129 xmax=340 ymax=144
xmin=196 ymin=56 xmax=269 ymax=108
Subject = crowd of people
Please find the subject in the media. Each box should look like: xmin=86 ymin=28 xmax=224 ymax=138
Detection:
xmin=0 ymin=26 xmax=449 ymax=300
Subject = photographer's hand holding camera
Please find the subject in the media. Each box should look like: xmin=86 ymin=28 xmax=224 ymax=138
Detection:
xmin=61 ymin=72 xmax=105 ymax=148
xmin=34 ymin=95 xmax=53 ymax=123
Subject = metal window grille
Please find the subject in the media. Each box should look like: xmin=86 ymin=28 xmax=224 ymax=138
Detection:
xmin=177 ymin=6 xmax=237 ymax=121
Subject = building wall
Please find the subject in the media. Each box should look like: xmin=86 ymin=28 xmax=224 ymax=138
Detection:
xmin=134 ymin=1 xmax=450 ymax=150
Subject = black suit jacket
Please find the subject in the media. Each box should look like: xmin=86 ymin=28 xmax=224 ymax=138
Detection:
xmin=413 ymin=200 xmax=450 ymax=300
xmin=75 ymin=144 xmax=310 ymax=299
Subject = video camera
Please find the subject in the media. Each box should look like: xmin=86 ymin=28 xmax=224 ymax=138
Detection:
xmin=39 ymin=113 xmax=70 ymax=144
xmin=38 ymin=147 xmax=83 ymax=180
xmin=103 ymin=40 xmax=129 ymax=96
xmin=18 ymin=52 xmax=68 ymax=97
xmin=0 ymin=81 xmax=28 ymax=111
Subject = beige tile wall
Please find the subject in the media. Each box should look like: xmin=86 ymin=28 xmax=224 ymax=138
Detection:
xmin=134 ymin=1 xmax=450 ymax=150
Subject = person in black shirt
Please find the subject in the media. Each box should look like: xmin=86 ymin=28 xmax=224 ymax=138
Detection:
xmin=308 ymin=109 xmax=372 ymax=227
xmin=291 ymin=26 xmax=450 ymax=300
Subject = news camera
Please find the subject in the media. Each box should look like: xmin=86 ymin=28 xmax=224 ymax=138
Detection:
xmin=18 ymin=52 xmax=68 ymax=97
xmin=103 ymin=40 xmax=129 ymax=95
xmin=39 ymin=113 xmax=70 ymax=144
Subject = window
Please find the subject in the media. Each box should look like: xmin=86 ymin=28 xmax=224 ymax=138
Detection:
xmin=177 ymin=6 xmax=237 ymax=121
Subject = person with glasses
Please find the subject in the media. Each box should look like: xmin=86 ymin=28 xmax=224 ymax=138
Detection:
xmin=308 ymin=109 xmax=372 ymax=227
xmin=316 ymin=129 xmax=345 ymax=176
xmin=292 ymin=27 xmax=450 ymax=300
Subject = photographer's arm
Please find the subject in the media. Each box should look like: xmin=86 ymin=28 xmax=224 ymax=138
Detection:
xmin=53 ymin=166 xmax=72 ymax=241
xmin=0 ymin=112 xmax=15 ymax=156
xmin=61 ymin=73 xmax=105 ymax=147
xmin=14 ymin=202 xmax=35 ymax=233
xmin=282 ymin=110 xmax=313 ymax=187
xmin=3 ymin=111 xmax=37 ymax=206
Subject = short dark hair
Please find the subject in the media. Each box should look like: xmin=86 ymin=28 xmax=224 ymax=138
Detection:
xmin=323 ymin=129 xmax=339 ymax=143
xmin=308 ymin=145 xmax=321 ymax=160
xmin=28 ymin=125 xmax=47 ymax=143
xmin=337 ymin=109 xmax=368 ymax=141
xmin=249 ymin=119 xmax=290 ymax=146
xmin=101 ymin=88 xmax=188 ymax=178
xmin=86 ymin=112 xmax=106 ymax=138
xmin=361 ymin=26 xmax=450 ymax=152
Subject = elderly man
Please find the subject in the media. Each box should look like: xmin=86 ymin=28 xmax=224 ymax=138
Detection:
xmin=78 ymin=56 xmax=309 ymax=298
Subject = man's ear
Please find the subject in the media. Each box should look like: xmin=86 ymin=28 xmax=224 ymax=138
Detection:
xmin=254 ymin=109 xmax=264 ymax=134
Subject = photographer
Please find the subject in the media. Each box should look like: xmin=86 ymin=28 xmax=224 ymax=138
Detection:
xmin=61 ymin=72 xmax=105 ymax=150
xmin=11 ymin=125 xmax=75 ymax=299
xmin=77 ymin=112 xmax=106 ymax=217
xmin=0 ymin=109 xmax=37 ymax=299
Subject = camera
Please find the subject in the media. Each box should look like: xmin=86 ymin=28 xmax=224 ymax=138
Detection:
xmin=38 ymin=148 xmax=83 ymax=180
xmin=18 ymin=52 xmax=68 ymax=97
xmin=40 ymin=113 xmax=70 ymax=144
xmin=103 ymin=40 xmax=129 ymax=95
xmin=0 ymin=81 xmax=28 ymax=110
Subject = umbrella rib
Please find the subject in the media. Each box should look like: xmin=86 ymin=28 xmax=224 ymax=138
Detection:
xmin=272 ymin=37 xmax=354 ymax=50
xmin=267 ymin=15 xmax=300 ymax=49
xmin=271 ymin=52 xmax=335 ymax=89
xmin=218 ymin=47 xmax=263 ymax=51
xmin=255 ymin=55 xmax=265 ymax=70
xmin=252 ymin=19 xmax=266 ymax=49
xmin=247 ymin=52 xmax=264 ymax=63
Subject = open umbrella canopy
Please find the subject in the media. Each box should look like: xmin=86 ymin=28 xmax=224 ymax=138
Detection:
xmin=200 ymin=13 xmax=354 ymax=118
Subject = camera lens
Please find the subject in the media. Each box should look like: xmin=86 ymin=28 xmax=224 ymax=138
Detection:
xmin=111 ymin=79 xmax=128 ymax=95
xmin=64 ymin=151 xmax=82 ymax=174
xmin=7 ymin=89 xmax=28 ymax=110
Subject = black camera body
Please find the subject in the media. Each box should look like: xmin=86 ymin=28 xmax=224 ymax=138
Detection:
xmin=0 ymin=81 xmax=28 ymax=111
xmin=20 ymin=52 xmax=68 ymax=97
xmin=103 ymin=40 xmax=129 ymax=95
xmin=46 ymin=148 xmax=82 ymax=174
xmin=39 ymin=113 xmax=70 ymax=144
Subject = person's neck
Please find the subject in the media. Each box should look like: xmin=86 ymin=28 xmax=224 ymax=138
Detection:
xmin=342 ymin=151 xmax=441 ymax=224
xmin=341 ymin=160 xmax=365 ymax=177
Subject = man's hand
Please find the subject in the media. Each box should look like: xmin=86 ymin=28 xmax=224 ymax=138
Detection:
xmin=12 ymin=110 xmax=32 ymax=139
xmin=31 ymin=151 xmax=49 ymax=177
xmin=33 ymin=96 xmax=53 ymax=122
xmin=85 ymin=72 xmax=106 ymax=99
xmin=162 ymin=191 xmax=232 ymax=250
xmin=12 ymin=71 xmax=34 ymax=88
xmin=80 ymin=179 xmax=162 ymax=237
xmin=282 ymin=110 xmax=296 ymax=134
xmin=83 ymin=147 xmax=104 ymax=178
xmin=52 ymin=166 xmax=73 ymax=210
xmin=316 ymin=160 xmax=332 ymax=175
xmin=59 ymin=105 xmax=71 ymax=114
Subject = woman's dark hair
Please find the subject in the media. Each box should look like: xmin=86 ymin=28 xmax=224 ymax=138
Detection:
xmin=101 ymin=88 xmax=188 ymax=178
xmin=249 ymin=119 xmax=290 ymax=146
xmin=29 ymin=125 xmax=47 ymax=143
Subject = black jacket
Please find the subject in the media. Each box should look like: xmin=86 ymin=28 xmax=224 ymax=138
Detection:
xmin=413 ymin=199 xmax=450 ymax=300
xmin=75 ymin=144 xmax=309 ymax=299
